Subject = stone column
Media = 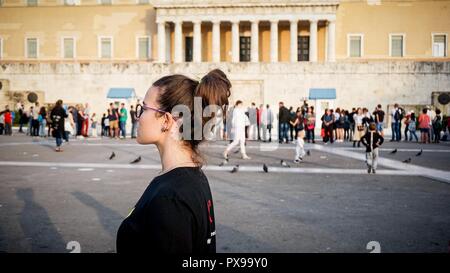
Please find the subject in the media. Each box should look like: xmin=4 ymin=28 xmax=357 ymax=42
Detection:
xmin=251 ymin=20 xmax=259 ymax=63
xmin=212 ymin=21 xmax=221 ymax=62
xmin=231 ymin=21 xmax=240 ymax=63
xmin=327 ymin=20 xmax=336 ymax=62
xmin=157 ymin=21 xmax=166 ymax=63
xmin=270 ymin=20 xmax=278 ymax=63
xmin=174 ymin=20 xmax=183 ymax=63
xmin=193 ymin=20 xmax=202 ymax=63
xmin=290 ymin=20 xmax=298 ymax=62
xmin=309 ymin=19 xmax=318 ymax=62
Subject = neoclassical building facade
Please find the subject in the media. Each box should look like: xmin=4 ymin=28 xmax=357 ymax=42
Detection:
xmin=0 ymin=0 xmax=449 ymax=132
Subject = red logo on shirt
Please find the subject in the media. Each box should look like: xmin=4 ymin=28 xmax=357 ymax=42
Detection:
xmin=207 ymin=200 xmax=213 ymax=224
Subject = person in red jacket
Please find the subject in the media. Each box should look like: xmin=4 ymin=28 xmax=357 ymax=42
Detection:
xmin=0 ymin=105 xmax=13 ymax=136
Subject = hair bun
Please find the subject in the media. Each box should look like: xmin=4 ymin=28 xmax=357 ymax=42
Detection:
xmin=196 ymin=69 xmax=231 ymax=108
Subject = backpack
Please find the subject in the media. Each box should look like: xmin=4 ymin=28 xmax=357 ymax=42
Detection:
xmin=394 ymin=109 xmax=401 ymax=121
xmin=432 ymin=116 xmax=442 ymax=130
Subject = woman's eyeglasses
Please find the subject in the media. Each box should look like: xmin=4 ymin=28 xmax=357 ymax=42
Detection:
xmin=135 ymin=104 xmax=166 ymax=119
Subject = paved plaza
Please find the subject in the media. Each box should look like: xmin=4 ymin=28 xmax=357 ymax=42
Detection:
xmin=0 ymin=132 xmax=449 ymax=253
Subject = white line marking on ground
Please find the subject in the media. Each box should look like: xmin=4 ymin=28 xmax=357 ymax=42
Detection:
xmin=2 ymin=141 xmax=450 ymax=153
xmin=311 ymin=144 xmax=450 ymax=184
xmin=77 ymin=168 xmax=94 ymax=172
xmin=0 ymin=160 xmax=414 ymax=176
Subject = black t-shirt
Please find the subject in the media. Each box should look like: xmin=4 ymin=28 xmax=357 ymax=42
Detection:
xmin=116 ymin=167 xmax=216 ymax=253
xmin=374 ymin=110 xmax=385 ymax=123
xmin=109 ymin=108 xmax=118 ymax=121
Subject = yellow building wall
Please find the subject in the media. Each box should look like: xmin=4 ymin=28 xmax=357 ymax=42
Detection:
xmin=1 ymin=0 xmax=449 ymax=61
xmin=0 ymin=5 xmax=156 ymax=61
xmin=336 ymin=0 xmax=450 ymax=60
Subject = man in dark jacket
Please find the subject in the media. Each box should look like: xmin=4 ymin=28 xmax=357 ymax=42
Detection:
xmin=361 ymin=122 xmax=384 ymax=174
xmin=50 ymin=100 xmax=68 ymax=152
xmin=278 ymin=102 xmax=290 ymax=143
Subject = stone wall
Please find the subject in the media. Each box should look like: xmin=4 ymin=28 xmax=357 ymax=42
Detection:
xmin=1 ymin=60 xmax=449 ymax=134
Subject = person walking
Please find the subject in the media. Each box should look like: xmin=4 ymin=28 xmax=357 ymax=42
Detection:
xmin=50 ymin=100 xmax=67 ymax=152
xmin=223 ymin=100 xmax=251 ymax=160
xmin=361 ymin=122 xmax=384 ymax=174
xmin=290 ymin=110 xmax=306 ymax=162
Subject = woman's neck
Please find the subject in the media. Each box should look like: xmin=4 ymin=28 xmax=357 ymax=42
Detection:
xmin=156 ymin=139 xmax=196 ymax=172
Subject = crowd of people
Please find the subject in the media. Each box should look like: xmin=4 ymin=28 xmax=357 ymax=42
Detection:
xmin=0 ymin=100 xmax=143 ymax=151
xmin=218 ymin=100 xmax=449 ymax=167
xmin=1 ymin=99 xmax=449 ymax=156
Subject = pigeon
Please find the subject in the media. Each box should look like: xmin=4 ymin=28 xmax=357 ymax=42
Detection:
xmin=306 ymin=150 xmax=311 ymax=156
xmin=230 ymin=165 xmax=239 ymax=173
xmin=263 ymin=164 xmax=268 ymax=173
xmin=280 ymin=160 xmax=290 ymax=168
xmin=416 ymin=149 xmax=423 ymax=157
xmin=130 ymin=156 xmax=141 ymax=164
xmin=402 ymin=158 xmax=411 ymax=163
xmin=390 ymin=149 xmax=397 ymax=154
xmin=109 ymin=152 xmax=116 ymax=160
xmin=219 ymin=159 xmax=228 ymax=167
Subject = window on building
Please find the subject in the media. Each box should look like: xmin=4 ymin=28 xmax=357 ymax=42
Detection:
xmin=64 ymin=0 xmax=80 ymax=5
xmin=390 ymin=34 xmax=404 ymax=57
xmin=432 ymin=34 xmax=447 ymax=57
xmin=138 ymin=0 xmax=149 ymax=4
xmin=27 ymin=0 xmax=38 ymax=6
xmin=185 ymin=36 xmax=193 ymax=62
xmin=348 ymin=35 xmax=362 ymax=57
xmin=239 ymin=36 xmax=251 ymax=62
xmin=138 ymin=37 xmax=150 ymax=60
xmin=26 ymin=38 xmax=38 ymax=59
xmin=100 ymin=37 xmax=112 ymax=59
xmin=100 ymin=0 xmax=112 ymax=5
xmin=298 ymin=36 xmax=309 ymax=61
xmin=63 ymin=38 xmax=75 ymax=59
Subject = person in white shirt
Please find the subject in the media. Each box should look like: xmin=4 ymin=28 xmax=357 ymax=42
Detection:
xmin=261 ymin=104 xmax=274 ymax=142
xmin=223 ymin=101 xmax=251 ymax=160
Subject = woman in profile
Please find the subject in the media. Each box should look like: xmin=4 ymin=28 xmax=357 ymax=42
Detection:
xmin=116 ymin=69 xmax=231 ymax=253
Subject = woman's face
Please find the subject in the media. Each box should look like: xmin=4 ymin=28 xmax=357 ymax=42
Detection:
xmin=137 ymin=86 xmax=168 ymax=145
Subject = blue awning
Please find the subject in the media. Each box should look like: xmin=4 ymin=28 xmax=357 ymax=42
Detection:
xmin=107 ymin=88 xmax=136 ymax=99
xmin=309 ymin=88 xmax=336 ymax=100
